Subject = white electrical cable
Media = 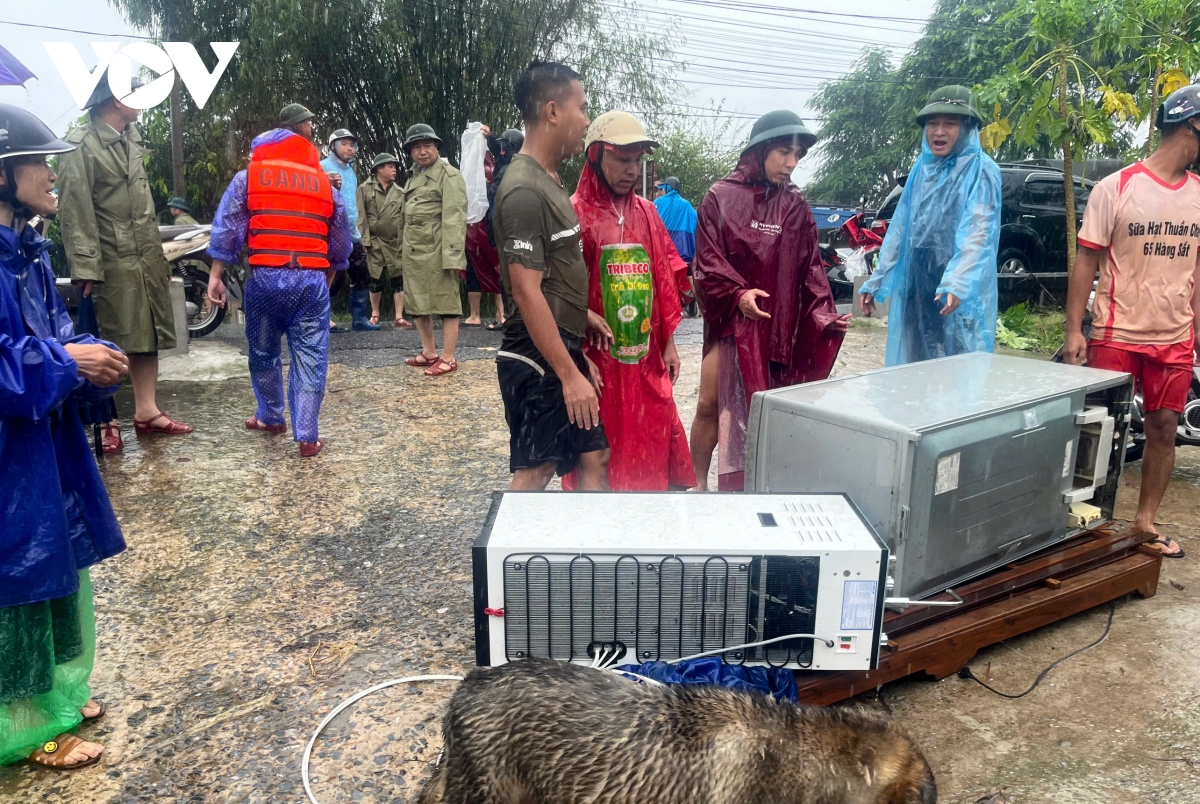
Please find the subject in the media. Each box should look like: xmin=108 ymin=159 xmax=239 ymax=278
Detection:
xmin=668 ymin=633 xmax=835 ymax=664
xmin=302 ymin=675 xmax=463 ymax=804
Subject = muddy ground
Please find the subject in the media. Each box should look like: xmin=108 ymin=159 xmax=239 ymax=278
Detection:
xmin=3 ymin=318 xmax=1198 ymax=803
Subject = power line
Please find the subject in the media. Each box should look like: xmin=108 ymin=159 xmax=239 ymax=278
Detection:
xmin=0 ymin=19 xmax=150 ymax=39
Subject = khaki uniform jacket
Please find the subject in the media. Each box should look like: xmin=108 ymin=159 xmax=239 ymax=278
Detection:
xmin=356 ymin=176 xmax=405 ymax=281
xmin=58 ymin=120 xmax=176 ymax=353
xmin=400 ymin=159 xmax=467 ymax=316
xmin=173 ymin=213 xmax=199 ymax=226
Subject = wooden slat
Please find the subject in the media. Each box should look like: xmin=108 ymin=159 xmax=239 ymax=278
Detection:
xmin=796 ymin=550 xmax=1161 ymax=706
xmin=884 ymin=527 xmax=1154 ymax=635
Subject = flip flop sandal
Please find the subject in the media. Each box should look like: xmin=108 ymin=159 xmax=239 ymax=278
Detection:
xmin=486 ymin=320 xmax=506 ymax=331
xmin=81 ymin=700 xmax=106 ymax=722
xmin=27 ymin=734 xmax=102 ymax=770
xmin=101 ymin=423 xmax=123 ymax=454
xmin=369 ymin=314 xmax=381 ymax=327
xmin=245 ymin=416 xmax=287 ymax=434
xmin=1146 ymin=537 xmax=1185 ymax=559
xmin=133 ymin=413 xmax=194 ymax=435
xmin=462 ymin=322 xmax=482 ymax=328
xmin=299 ymin=439 xmax=324 ymax=458
xmin=424 ymin=358 xmax=458 ymax=377
xmin=405 ymin=353 xmax=439 ymax=367
xmin=395 ymin=318 xmax=414 ymax=329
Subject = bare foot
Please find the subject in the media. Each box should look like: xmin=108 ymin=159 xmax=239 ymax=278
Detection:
xmin=464 ymin=316 xmax=483 ymax=325
xmin=81 ymin=700 xmax=101 ymax=719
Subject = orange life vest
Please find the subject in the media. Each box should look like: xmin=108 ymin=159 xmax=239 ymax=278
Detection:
xmin=246 ymin=133 xmax=334 ymax=269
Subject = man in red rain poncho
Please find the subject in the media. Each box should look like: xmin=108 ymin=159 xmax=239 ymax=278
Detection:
xmin=563 ymin=111 xmax=696 ymax=490
xmin=692 ymin=110 xmax=849 ymax=491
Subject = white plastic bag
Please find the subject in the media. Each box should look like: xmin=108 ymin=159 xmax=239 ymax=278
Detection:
xmin=843 ymin=247 xmax=871 ymax=281
xmin=460 ymin=122 xmax=489 ymax=224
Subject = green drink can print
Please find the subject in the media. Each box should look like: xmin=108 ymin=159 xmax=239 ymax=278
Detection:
xmin=599 ymin=243 xmax=654 ymax=364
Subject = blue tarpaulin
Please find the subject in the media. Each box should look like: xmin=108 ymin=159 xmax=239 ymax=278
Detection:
xmin=617 ymin=657 xmax=799 ymax=702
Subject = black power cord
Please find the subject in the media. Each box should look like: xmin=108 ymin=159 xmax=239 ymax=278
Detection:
xmin=957 ymin=601 xmax=1116 ymax=699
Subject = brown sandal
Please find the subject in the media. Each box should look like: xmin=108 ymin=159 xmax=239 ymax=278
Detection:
xmin=424 ymin=358 xmax=458 ymax=376
xmin=395 ymin=318 xmax=414 ymax=329
xmin=81 ymin=700 xmax=106 ymax=722
xmin=405 ymin=352 xmax=439 ymax=367
xmin=27 ymin=733 xmax=103 ymax=770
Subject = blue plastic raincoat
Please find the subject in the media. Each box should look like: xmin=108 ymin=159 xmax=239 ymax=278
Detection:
xmin=0 ymin=222 xmax=125 ymax=608
xmin=653 ymin=186 xmax=698 ymax=262
xmin=860 ymin=123 xmax=1001 ymax=366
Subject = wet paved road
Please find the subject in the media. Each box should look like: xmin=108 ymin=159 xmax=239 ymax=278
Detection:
xmin=3 ymin=320 xmax=1199 ymax=803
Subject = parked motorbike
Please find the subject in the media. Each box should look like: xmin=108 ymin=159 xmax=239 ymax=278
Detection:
xmin=160 ymin=224 xmax=244 ymax=338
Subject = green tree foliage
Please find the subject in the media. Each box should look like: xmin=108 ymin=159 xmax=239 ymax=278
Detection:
xmin=1112 ymin=0 xmax=1200 ymax=149
xmin=806 ymin=0 xmax=1027 ymax=207
xmin=649 ymin=116 xmax=742 ymax=206
xmin=109 ymin=0 xmax=679 ymax=217
xmin=979 ymin=0 xmax=1135 ymax=274
xmin=805 ymin=49 xmax=912 ymax=206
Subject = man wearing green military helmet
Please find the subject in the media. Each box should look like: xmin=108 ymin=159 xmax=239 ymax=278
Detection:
xmin=357 ymin=152 xmax=408 ymax=328
xmin=860 ymin=85 xmax=1002 ymax=367
xmin=166 ymin=197 xmax=197 ymax=226
xmin=400 ymin=123 xmax=468 ymax=376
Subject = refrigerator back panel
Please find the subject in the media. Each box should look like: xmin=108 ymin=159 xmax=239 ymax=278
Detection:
xmin=745 ymin=353 xmax=1132 ymax=600
xmin=473 ymin=492 xmax=890 ymax=672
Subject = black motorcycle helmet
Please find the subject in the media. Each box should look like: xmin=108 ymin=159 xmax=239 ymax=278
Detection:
xmin=0 ymin=104 xmax=75 ymax=217
xmin=1156 ymin=83 xmax=1200 ymax=129
xmin=501 ymin=128 xmax=524 ymax=151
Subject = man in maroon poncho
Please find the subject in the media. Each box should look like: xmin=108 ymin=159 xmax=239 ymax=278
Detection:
xmin=692 ymin=110 xmax=849 ymax=491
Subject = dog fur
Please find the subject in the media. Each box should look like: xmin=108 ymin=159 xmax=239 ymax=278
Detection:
xmin=418 ymin=659 xmax=936 ymax=804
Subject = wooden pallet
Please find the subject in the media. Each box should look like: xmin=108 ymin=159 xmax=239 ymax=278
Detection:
xmin=795 ymin=528 xmax=1162 ymax=706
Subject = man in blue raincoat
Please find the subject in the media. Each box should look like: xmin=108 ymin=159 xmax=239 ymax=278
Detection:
xmin=654 ymin=176 xmax=699 ymax=315
xmin=860 ymin=86 xmax=1001 ymax=366
xmin=0 ymin=104 xmax=128 ymax=770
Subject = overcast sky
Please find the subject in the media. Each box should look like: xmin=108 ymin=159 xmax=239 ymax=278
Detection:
xmin=1 ymin=0 xmax=938 ymax=185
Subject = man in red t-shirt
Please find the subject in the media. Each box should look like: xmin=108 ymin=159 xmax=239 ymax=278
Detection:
xmin=1064 ymin=84 xmax=1200 ymax=558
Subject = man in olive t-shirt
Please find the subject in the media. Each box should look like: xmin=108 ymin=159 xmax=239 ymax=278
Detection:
xmin=493 ymin=61 xmax=612 ymax=491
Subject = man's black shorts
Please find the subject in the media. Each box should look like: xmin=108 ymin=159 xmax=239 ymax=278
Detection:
xmin=497 ymin=326 xmax=608 ymax=476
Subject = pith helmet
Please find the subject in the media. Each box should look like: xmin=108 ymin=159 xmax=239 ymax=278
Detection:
xmin=403 ymin=123 xmax=442 ymax=151
xmin=1157 ymin=84 xmax=1200 ymax=128
xmin=371 ymin=152 xmax=400 ymax=171
xmin=327 ymin=128 xmax=358 ymax=148
xmin=744 ymin=110 xmax=818 ymax=153
xmin=0 ymin=104 xmax=74 ymax=160
xmin=916 ymin=85 xmax=984 ymax=125
xmin=279 ymin=103 xmax=315 ymax=127
xmin=83 ymin=69 xmax=146 ymax=111
xmin=166 ymin=196 xmax=192 ymax=213
xmin=584 ymin=111 xmax=659 ymax=151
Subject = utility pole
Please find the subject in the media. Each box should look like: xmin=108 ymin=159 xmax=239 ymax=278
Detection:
xmin=166 ymin=0 xmax=185 ymax=198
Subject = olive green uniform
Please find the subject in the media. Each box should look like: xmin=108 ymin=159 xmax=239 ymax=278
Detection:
xmin=401 ymin=160 xmax=467 ymax=316
xmin=173 ymin=213 xmax=198 ymax=226
xmin=58 ymin=120 xmax=176 ymax=353
xmin=357 ymin=176 xmax=405 ymax=292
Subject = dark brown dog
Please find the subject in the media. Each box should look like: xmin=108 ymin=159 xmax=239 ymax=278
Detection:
xmin=419 ymin=658 xmax=936 ymax=804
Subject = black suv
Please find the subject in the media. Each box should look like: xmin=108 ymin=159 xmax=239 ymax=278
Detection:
xmin=874 ymin=164 xmax=1092 ymax=274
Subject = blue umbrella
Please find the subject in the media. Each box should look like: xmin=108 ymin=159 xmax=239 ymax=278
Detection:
xmin=0 ymin=44 xmax=36 ymax=87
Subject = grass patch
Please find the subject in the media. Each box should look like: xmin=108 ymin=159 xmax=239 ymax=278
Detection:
xmin=996 ymin=303 xmax=1064 ymax=354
